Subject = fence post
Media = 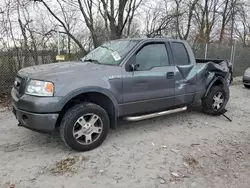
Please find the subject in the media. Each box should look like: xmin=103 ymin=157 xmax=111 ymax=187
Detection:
xmin=230 ymin=41 xmax=234 ymax=64
xmin=232 ymin=39 xmax=236 ymax=72
xmin=57 ymin=27 xmax=61 ymax=56
xmin=205 ymin=43 xmax=208 ymax=59
xmin=230 ymin=39 xmax=236 ymax=72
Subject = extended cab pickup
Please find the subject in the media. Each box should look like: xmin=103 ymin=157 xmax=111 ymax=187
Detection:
xmin=11 ymin=38 xmax=232 ymax=151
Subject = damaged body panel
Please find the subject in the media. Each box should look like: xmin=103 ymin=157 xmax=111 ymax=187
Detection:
xmin=175 ymin=60 xmax=232 ymax=105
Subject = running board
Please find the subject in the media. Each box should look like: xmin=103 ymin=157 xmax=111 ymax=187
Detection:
xmin=124 ymin=106 xmax=187 ymax=121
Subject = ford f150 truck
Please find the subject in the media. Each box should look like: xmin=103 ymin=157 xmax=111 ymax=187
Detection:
xmin=11 ymin=38 xmax=233 ymax=151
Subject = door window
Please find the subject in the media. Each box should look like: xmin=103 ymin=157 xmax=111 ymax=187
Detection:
xmin=135 ymin=43 xmax=169 ymax=71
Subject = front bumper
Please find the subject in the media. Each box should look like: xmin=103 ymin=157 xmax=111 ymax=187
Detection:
xmin=11 ymin=88 xmax=60 ymax=134
xmin=243 ymin=75 xmax=250 ymax=85
xmin=12 ymin=104 xmax=59 ymax=133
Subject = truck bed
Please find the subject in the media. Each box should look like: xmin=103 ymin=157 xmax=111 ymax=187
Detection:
xmin=195 ymin=58 xmax=233 ymax=85
xmin=196 ymin=58 xmax=227 ymax=64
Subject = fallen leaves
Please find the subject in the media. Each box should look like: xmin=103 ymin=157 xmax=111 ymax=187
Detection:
xmin=50 ymin=156 xmax=88 ymax=175
xmin=51 ymin=157 xmax=77 ymax=174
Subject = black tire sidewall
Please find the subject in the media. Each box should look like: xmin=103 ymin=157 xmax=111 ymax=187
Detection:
xmin=60 ymin=103 xmax=110 ymax=151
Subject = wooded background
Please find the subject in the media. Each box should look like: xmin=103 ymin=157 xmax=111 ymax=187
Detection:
xmin=1 ymin=0 xmax=250 ymax=94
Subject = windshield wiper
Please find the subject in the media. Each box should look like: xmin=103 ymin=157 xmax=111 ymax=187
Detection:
xmin=83 ymin=59 xmax=101 ymax=64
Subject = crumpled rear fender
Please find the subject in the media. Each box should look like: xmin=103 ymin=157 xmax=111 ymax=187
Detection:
xmin=195 ymin=60 xmax=231 ymax=99
xmin=205 ymin=76 xmax=229 ymax=97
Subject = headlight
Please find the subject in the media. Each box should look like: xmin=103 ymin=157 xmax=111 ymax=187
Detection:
xmin=26 ymin=80 xmax=54 ymax=97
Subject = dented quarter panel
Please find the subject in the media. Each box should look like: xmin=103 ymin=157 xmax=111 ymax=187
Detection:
xmin=175 ymin=61 xmax=230 ymax=105
xmin=171 ymin=40 xmax=231 ymax=106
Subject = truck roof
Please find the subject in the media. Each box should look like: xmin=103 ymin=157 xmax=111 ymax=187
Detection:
xmin=114 ymin=38 xmax=185 ymax=43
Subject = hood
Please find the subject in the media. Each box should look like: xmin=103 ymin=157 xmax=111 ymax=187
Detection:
xmin=18 ymin=61 xmax=120 ymax=81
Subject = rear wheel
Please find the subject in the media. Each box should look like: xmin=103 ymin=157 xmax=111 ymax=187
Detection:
xmin=202 ymin=85 xmax=229 ymax=115
xmin=60 ymin=102 xmax=110 ymax=152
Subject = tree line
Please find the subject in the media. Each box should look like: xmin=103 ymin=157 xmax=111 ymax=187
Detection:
xmin=0 ymin=0 xmax=250 ymax=58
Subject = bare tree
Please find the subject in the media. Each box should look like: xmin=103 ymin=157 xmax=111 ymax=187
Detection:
xmin=99 ymin=0 xmax=143 ymax=39
xmin=34 ymin=0 xmax=143 ymax=49
xmin=174 ymin=0 xmax=199 ymax=40
xmin=193 ymin=0 xmax=219 ymax=43
xmin=234 ymin=5 xmax=250 ymax=46
xmin=217 ymin=0 xmax=233 ymax=43
xmin=140 ymin=0 xmax=176 ymax=38
xmin=2 ymin=0 xmax=250 ymax=58
xmin=16 ymin=0 xmax=40 ymax=66
xmin=3 ymin=0 xmax=23 ymax=70
xmin=33 ymin=0 xmax=87 ymax=54
xmin=56 ymin=0 xmax=79 ymax=58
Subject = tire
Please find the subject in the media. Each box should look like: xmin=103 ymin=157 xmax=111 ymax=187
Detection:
xmin=202 ymin=85 xmax=229 ymax=115
xmin=60 ymin=102 xmax=110 ymax=152
xmin=244 ymin=84 xmax=250 ymax=89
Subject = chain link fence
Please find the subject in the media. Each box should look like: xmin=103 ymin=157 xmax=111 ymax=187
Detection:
xmin=192 ymin=43 xmax=250 ymax=77
xmin=0 ymin=50 xmax=83 ymax=95
xmin=1 ymin=43 xmax=250 ymax=95
xmin=0 ymin=50 xmax=57 ymax=95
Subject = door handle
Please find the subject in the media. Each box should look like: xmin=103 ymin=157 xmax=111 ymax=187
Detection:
xmin=166 ymin=72 xmax=174 ymax=78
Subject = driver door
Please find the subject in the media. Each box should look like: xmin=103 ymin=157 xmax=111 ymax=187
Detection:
xmin=120 ymin=42 xmax=175 ymax=116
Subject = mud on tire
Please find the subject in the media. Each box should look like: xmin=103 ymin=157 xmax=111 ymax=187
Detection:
xmin=202 ymin=85 xmax=229 ymax=115
xmin=60 ymin=102 xmax=110 ymax=152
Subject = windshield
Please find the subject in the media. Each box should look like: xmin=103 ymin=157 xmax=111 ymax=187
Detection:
xmin=81 ymin=40 xmax=138 ymax=65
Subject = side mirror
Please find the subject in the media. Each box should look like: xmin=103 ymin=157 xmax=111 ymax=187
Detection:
xmin=126 ymin=55 xmax=136 ymax=72
xmin=129 ymin=64 xmax=140 ymax=71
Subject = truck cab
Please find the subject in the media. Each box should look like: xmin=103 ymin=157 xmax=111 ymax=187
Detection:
xmin=120 ymin=39 xmax=200 ymax=116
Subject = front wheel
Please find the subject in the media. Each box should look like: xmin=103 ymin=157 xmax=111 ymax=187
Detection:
xmin=60 ymin=102 xmax=110 ymax=152
xmin=202 ymin=85 xmax=229 ymax=115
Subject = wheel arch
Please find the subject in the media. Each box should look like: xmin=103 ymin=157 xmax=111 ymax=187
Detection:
xmin=205 ymin=76 xmax=229 ymax=97
xmin=56 ymin=87 xmax=119 ymax=129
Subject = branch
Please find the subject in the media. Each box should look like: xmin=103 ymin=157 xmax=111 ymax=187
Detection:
xmin=33 ymin=0 xmax=87 ymax=54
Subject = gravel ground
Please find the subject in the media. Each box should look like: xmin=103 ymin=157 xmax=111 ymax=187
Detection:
xmin=0 ymin=85 xmax=250 ymax=188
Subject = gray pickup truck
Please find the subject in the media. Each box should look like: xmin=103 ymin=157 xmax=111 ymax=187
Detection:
xmin=12 ymin=38 xmax=232 ymax=151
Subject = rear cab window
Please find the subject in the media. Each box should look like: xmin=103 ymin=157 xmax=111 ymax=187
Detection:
xmin=171 ymin=42 xmax=190 ymax=66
